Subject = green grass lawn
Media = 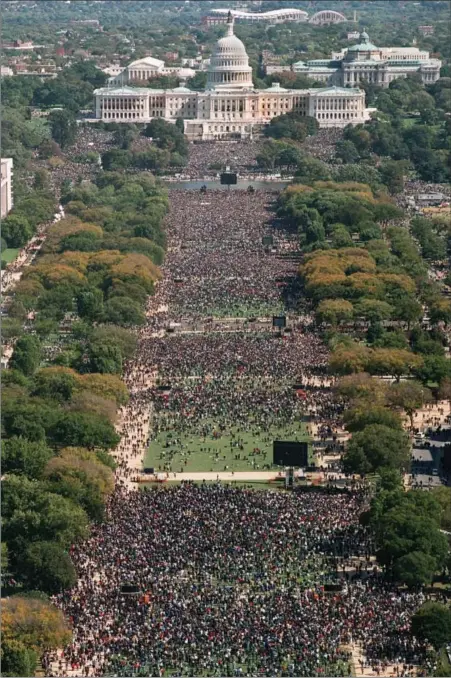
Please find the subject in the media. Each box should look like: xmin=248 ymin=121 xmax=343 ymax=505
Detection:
xmin=144 ymin=418 xmax=311 ymax=472
xmin=1 ymin=248 xmax=19 ymax=264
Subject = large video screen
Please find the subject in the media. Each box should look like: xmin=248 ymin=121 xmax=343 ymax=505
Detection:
xmin=273 ymin=441 xmax=308 ymax=467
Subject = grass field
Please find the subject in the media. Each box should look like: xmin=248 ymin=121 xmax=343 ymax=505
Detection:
xmin=1 ymin=248 xmax=19 ymax=264
xmin=144 ymin=419 xmax=311 ymax=473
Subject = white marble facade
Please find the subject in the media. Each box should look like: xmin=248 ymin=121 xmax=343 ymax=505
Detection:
xmin=293 ymin=31 xmax=441 ymax=87
xmin=93 ymin=15 xmax=372 ymax=140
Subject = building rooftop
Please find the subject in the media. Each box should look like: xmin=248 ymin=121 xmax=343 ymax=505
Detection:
xmin=128 ymin=56 xmax=165 ymax=69
xmin=211 ymin=8 xmax=308 ymax=19
xmin=94 ymin=86 xmax=151 ymax=95
xmin=347 ymin=30 xmax=378 ymax=52
xmin=312 ymin=86 xmax=362 ymax=94
xmin=267 ymin=82 xmax=289 ymax=92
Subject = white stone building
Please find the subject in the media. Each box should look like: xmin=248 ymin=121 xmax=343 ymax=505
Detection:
xmin=93 ymin=15 xmax=371 ymax=140
xmin=1 ymin=158 xmax=13 ymax=219
xmin=293 ymin=31 xmax=441 ymax=87
xmin=106 ymin=56 xmax=196 ymax=86
xmin=204 ymin=8 xmax=309 ymax=25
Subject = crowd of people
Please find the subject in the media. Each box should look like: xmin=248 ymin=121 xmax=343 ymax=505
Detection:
xmin=126 ymin=187 xmax=341 ymax=472
xmin=46 ymin=484 xmax=429 ymax=678
xmin=185 ymin=141 xmax=265 ymax=178
xmin=44 ymin=141 xmax=433 ymax=677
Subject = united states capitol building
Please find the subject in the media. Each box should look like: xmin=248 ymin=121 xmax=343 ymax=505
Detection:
xmin=93 ymin=15 xmax=371 ymax=140
xmin=293 ymin=31 xmax=441 ymax=86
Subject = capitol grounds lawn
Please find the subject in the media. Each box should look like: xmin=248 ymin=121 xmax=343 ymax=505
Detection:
xmin=1 ymin=248 xmax=19 ymax=263
xmin=144 ymin=419 xmax=312 ymax=473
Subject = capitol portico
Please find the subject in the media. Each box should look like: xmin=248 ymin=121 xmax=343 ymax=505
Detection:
xmin=93 ymin=14 xmax=372 ymax=140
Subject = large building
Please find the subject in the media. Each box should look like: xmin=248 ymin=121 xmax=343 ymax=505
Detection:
xmin=293 ymin=31 xmax=441 ymax=87
xmin=203 ymin=7 xmax=309 ymax=25
xmin=1 ymin=158 xmax=13 ymax=219
xmin=106 ymin=56 xmax=196 ymax=86
xmin=93 ymin=15 xmax=371 ymax=140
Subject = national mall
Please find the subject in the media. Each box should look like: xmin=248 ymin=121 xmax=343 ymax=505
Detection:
xmin=92 ymin=14 xmax=436 ymax=141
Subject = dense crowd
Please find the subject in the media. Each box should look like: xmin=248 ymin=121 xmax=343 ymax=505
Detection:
xmin=45 ymin=484 xmax=428 ymax=678
xmin=46 ymin=141 xmax=431 ymax=677
xmin=185 ymin=141 xmax=265 ymax=178
xmin=303 ymin=129 xmax=343 ymax=162
xmin=147 ymin=190 xmax=298 ymax=319
xmin=126 ymin=188 xmax=341 ymax=469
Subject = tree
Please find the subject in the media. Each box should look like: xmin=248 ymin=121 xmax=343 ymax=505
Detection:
xmin=103 ymin=296 xmax=145 ymax=326
xmin=297 ymin=207 xmax=325 ymax=246
xmin=33 ymin=169 xmax=51 ymax=191
xmin=1 ymin=596 xmax=72 ymax=654
xmin=1 ymin=213 xmax=33 ymax=248
xmin=367 ymin=348 xmax=423 ymax=381
xmin=86 ymin=340 xmax=123 ymax=374
xmin=9 ymin=335 xmax=42 ymax=376
xmin=355 ymin=299 xmax=393 ymax=324
xmin=335 ymin=140 xmax=360 ymax=164
xmin=316 ymin=299 xmax=353 ymax=326
xmin=8 ymin=299 xmax=28 ymax=322
xmin=392 ymin=295 xmax=423 ymax=328
xmin=48 ymin=109 xmax=77 ymax=149
xmin=264 ymin=112 xmax=308 ymax=142
xmin=412 ymin=602 xmax=451 ymax=650
xmin=69 ymin=391 xmax=117 ymax=424
xmin=393 ymin=551 xmax=441 ymax=588
xmin=113 ymin=124 xmax=138 ymax=150
xmin=187 ymin=71 xmax=207 ymax=90
xmin=344 ymin=406 xmax=403 ymax=433
xmin=378 ymin=160 xmax=408 ymax=194
xmin=343 ymin=424 xmax=410 ymax=474
xmin=2 ymin=318 xmax=24 ymax=341
xmin=415 ymin=355 xmax=451 ymax=385
xmin=2 ymin=475 xmax=90 ymax=552
xmin=430 ymin=486 xmax=451 ymax=532
xmin=368 ymin=490 xmax=448 ymax=585
xmin=377 ymin=467 xmax=403 ymax=492
xmin=17 ymin=541 xmax=77 ymax=594
xmin=329 ymin=343 xmax=370 ymax=375
xmin=92 ymin=325 xmax=137 ymax=359
xmin=331 ymin=225 xmax=353 ymax=249
xmin=77 ymin=372 xmax=129 ymax=405
xmin=335 ymin=372 xmax=387 ymax=404
xmin=76 ymin=287 xmax=104 ymax=321
xmin=2 ymin=437 xmax=54 ymax=479
xmin=430 ymin=299 xmax=451 ymax=327
xmin=32 ymin=367 xmax=77 ymax=402
xmin=386 ymin=381 xmax=432 ymax=429
xmin=1 ymin=640 xmax=37 ymax=678
xmin=48 ymin=411 xmax=120 ymax=449
xmin=44 ymin=447 xmax=115 ymax=521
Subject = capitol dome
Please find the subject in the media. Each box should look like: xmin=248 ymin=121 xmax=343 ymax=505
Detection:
xmin=214 ymin=32 xmax=248 ymax=59
xmin=206 ymin=12 xmax=253 ymax=90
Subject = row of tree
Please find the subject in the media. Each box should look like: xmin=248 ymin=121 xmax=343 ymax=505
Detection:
xmin=1 ymin=163 xmax=171 ymax=674
xmin=278 ymin=176 xmax=451 ymax=596
xmin=101 ymin=118 xmax=188 ymax=172
xmin=341 ymin=77 xmax=451 ymax=184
